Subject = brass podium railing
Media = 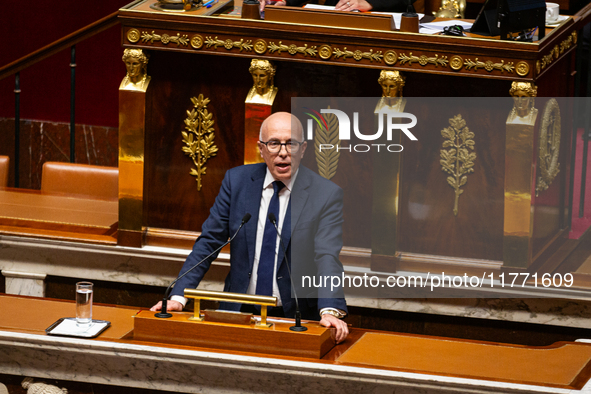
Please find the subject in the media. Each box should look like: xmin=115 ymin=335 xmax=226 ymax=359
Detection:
xmin=184 ymin=289 xmax=277 ymax=327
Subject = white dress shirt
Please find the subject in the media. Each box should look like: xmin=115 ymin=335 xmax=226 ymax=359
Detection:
xmin=172 ymin=168 xmax=296 ymax=307
xmin=245 ymin=168 xmax=295 ymax=305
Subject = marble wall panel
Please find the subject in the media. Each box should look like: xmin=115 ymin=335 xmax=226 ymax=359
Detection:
xmin=0 ymin=118 xmax=118 ymax=189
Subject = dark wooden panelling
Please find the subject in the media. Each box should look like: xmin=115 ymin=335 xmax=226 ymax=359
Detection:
xmin=144 ymin=51 xmax=249 ymax=231
xmin=399 ymin=97 xmax=508 ymax=261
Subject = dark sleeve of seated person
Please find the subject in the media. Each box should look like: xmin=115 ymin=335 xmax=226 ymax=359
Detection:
xmin=285 ymin=0 xmax=408 ymax=12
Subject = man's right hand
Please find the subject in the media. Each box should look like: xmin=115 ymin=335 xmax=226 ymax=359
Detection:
xmin=150 ymin=300 xmax=183 ymax=312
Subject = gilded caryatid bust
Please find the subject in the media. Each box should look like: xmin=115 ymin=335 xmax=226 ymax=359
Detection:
xmin=509 ymin=81 xmax=538 ymax=123
xmin=375 ymin=70 xmax=406 ymax=113
xmin=120 ymin=48 xmax=151 ymax=92
xmin=245 ymin=59 xmax=278 ymax=105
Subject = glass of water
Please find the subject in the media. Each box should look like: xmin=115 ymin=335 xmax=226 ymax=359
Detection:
xmin=76 ymin=281 xmax=93 ymax=325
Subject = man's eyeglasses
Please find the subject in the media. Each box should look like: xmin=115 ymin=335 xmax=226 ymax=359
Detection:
xmin=259 ymin=140 xmax=304 ymax=153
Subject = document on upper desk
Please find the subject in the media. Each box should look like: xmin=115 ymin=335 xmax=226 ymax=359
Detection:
xmin=302 ymin=4 xmax=425 ymax=32
xmin=418 ymin=20 xmax=474 ymax=35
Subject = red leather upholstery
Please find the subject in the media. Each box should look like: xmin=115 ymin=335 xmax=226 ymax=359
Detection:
xmin=41 ymin=162 xmax=118 ymax=201
xmin=0 ymin=156 xmax=9 ymax=188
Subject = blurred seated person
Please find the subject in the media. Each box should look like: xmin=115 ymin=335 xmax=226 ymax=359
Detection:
xmin=261 ymin=0 xmax=411 ymax=14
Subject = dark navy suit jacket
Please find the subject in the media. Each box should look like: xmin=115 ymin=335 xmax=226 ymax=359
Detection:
xmin=171 ymin=163 xmax=348 ymax=320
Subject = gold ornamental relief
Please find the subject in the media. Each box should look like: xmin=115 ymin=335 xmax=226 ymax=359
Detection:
xmin=450 ymin=55 xmax=463 ymax=71
xmin=440 ymin=115 xmax=477 ymax=216
xmin=333 ymin=48 xmax=383 ymax=62
xmin=141 ymin=31 xmax=189 ymax=46
xmin=464 ymin=58 xmax=514 ymax=73
xmin=268 ymin=41 xmax=318 ymax=56
xmin=539 ymin=33 xmax=577 ymax=72
xmin=254 ymin=39 xmax=268 ymax=54
xmin=384 ymin=50 xmax=397 ymax=65
xmin=127 ymin=29 xmax=140 ymax=43
xmin=191 ymin=35 xmax=204 ymax=49
xmin=399 ymin=52 xmax=448 ymax=67
xmin=319 ymin=45 xmax=333 ymax=60
xmin=313 ymin=108 xmax=341 ymax=180
xmin=516 ymin=61 xmax=530 ymax=77
xmin=536 ymin=99 xmax=561 ymax=197
xmin=182 ymin=94 xmax=218 ymax=191
xmin=205 ymin=37 xmax=253 ymax=51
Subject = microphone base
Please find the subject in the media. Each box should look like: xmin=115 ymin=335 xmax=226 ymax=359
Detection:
xmin=154 ymin=312 xmax=173 ymax=318
xmin=289 ymin=325 xmax=308 ymax=332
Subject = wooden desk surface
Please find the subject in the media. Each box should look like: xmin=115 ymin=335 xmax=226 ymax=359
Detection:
xmin=338 ymin=331 xmax=591 ymax=388
xmin=0 ymin=189 xmax=118 ymax=244
xmin=0 ymin=296 xmax=137 ymax=340
xmin=2 ymin=294 xmax=591 ymax=389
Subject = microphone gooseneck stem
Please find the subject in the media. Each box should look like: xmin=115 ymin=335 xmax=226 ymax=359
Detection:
xmin=268 ymin=212 xmax=307 ymax=332
xmin=155 ymin=213 xmax=251 ymax=318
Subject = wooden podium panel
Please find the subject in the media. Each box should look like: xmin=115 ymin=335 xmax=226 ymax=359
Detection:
xmin=337 ymin=332 xmax=591 ymax=389
xmin=133 ymin=310 xmax=336 ymax=358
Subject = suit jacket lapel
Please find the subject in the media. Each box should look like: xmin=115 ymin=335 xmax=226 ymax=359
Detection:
xmin=280 ymin=167 xmax=310 ymax=268
xmin=246 ymin=165 xmax=266 ymax=271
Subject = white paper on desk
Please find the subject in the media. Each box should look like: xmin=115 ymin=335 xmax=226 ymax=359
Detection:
xmin=420 ymin=20 xmax=473 ymax=32
xmin=48 ymin=318 xmax=108 ymax=337
xmin=419 ymin=27 xmax=442 ymax=34
xmin=303 ymin=4 xmax=424 ymax=30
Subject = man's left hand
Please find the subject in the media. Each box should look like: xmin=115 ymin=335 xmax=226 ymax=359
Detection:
xmin=334 ymin=0 xmax=373 ymax=11
xmin=320 ymin=313 xmax=349 ymax=344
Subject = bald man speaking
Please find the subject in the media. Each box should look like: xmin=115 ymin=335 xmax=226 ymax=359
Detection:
xmin=152 ymin=112 xmax=349 ymax=343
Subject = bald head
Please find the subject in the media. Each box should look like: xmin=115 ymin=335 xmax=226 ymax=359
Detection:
xmin=258 ymin=112 xmax=307 ymax=182
xmin=259 ymin=112 xmax=304 ymax=142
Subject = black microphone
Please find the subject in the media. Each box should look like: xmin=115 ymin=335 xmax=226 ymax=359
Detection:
xmin=268 ymin=212 xmax=307 ymax=332
xmin=155 ymin=213 xmax=252 ymax=318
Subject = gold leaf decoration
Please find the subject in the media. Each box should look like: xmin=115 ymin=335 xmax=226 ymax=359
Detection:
xmin=398 ymin=53 xmax=448 ymax=67
xmin=141 ymin=31 xmax=188 ymax=46
xmin=536 ymin=99 xmax=561 ymax=196
xmin=333 ymin=48 xmax=384 ymax=62
xmin=268 ymin=41 xmax=318 ymax=56
xmin=314 ymin=109 xmax=340 ymax=180
xmin=204 ymin=37 xmax=253 ymax=51
xmin=464 ymin=58 xmax=514 ymax=73
xmin=440 ymin=114 xmax=476 ymax=216
xmin=182 ymin=94 xmax=218 ymax=191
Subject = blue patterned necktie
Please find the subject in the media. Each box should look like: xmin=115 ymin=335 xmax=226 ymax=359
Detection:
xmin=255 ymin=180 xmax=285 ymax=296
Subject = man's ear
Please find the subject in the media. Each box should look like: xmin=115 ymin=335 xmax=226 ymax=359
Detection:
xmin=258 ymin=142 xmax=264 ymax=158
xmin=300 ymin=141 xmax=308 ymax=158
